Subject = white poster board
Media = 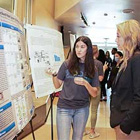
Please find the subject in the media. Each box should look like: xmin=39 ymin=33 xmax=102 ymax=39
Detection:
xmin=26 ymin=24 xmax=65 ymax=98
xmin=0 ymin=8 xmax=34 ymax=140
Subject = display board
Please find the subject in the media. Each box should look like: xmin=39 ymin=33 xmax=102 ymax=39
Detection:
xmin=26 ymin=24 xmax=65 ymax=98
xmin=0 ymin=8 xmax=34 ymax=140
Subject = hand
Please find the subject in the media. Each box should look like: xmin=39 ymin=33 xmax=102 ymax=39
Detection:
xmin=103 ymin=61 xmax=108 ymax=71
xmin=119 ymin=128 xmax=128 ymax=136
xmin=74 ymin=77 xmax=87 ymax=86
xmin=46 ymin=67 xmax=57 ymax=76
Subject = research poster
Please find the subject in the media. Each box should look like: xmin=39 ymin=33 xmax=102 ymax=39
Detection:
xmin=26 ymin=24 xmax=65 ymax=98
xmin=0 ymin=8 xmax=34 ymax=140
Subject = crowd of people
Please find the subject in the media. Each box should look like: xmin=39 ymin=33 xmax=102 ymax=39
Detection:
xmin=46 ymin=19 xmax=140 ymax=140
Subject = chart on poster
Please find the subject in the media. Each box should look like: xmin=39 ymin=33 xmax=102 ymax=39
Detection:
xmin=0 ymin=8 xmax=34 ymax=140
xmin=26 ymin=24 xmax=65 ymax=98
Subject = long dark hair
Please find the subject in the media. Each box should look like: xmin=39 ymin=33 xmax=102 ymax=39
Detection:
xmin=98 ymin=49 xmax=106 ymax=64
xmin=68 ymin=36 xmax=95 ymax=78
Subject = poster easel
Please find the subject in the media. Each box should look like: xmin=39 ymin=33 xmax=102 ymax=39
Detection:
xmin=13 ymin=114 xmax=36 ymax=140
xmin=45 ymin=93 xmax=55 ymax=140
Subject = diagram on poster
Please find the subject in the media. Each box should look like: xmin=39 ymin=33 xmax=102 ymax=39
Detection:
xmin=26 ymin=24 xmax=65 ymax=98
xmin=0 ymin=8 xmax=34 ymax=140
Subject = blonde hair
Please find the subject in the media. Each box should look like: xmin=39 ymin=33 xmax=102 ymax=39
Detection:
xmin=117 ymin=19 xmax=140 ymax=70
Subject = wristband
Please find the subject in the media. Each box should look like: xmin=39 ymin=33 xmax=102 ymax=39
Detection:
xmin=52 ymin=73 xmax=57 ymax=77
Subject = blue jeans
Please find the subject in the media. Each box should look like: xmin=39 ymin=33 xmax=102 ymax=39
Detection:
xmin=57 ymin=106 xmax=89 ymax=140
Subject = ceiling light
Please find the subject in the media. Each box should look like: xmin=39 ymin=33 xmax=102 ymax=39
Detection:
xmin=123 ymin=9 xmax=134 ymax=14
xmin=104 ymin=13 xmax=108 ymax=16
xmin=104 ymin=38 xmax=109 ymax=41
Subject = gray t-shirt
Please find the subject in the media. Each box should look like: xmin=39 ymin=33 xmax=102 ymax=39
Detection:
xmin=57 ymin=61 xmax=99 ymax=109
xmin=94 ymin=59 xmax=104 ymax=76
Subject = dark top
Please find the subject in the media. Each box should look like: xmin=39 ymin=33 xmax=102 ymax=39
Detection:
xmin=110 ymin=54 xmax=140 ymax=134
xmin=112 ymin=55 xmax=117 ymax=67
xmin=106 ymin=57 xmax=112 ymax=68
xmin=57 ymin=61 xmax=99 ymax=109
xmin=107 ymin=61 xmax=123 ymax=89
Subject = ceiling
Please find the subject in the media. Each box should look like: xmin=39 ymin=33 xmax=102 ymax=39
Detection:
xmin=1 ymin=0 xmax=140 ymax=47
xmin=56 ymin=0 xmax=140 ymax=45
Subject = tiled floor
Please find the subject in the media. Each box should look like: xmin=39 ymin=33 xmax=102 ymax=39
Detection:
xmin=22 ymin=88 xmax=116 ymax=140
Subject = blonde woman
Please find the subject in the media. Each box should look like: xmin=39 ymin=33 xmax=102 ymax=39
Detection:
xmin=110 ymin=19 xmax=140 ymax=140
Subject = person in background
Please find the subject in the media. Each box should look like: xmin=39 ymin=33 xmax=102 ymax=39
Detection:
xmin=102 ymin=51 xmax=112 ymax=98
xmin=105 ymin=51 xmax=112 ymax=75
xmin=97 ymin=49 xmax=107 ymax=101
xmin=111 ymin=48 xmax=118 ymax=56
xmin=98 ymin=49 xmax=106 ymax=65
xmin=84 ymin=45 xmax=104 ymax=139
xmin=107 ymin=51 xmax=123 ymax=89
xmin=110 ymin=19 xmax=140 ymax=140
xmin=90 ymin=45 xmax=104 ymax=138
xmin=105 ymin=51 xmax=112 ymax=68
xmin=111 ymin=48 xmax=118 ymax=67
xmin=46 ymin=36 xmax=99 ymax=140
